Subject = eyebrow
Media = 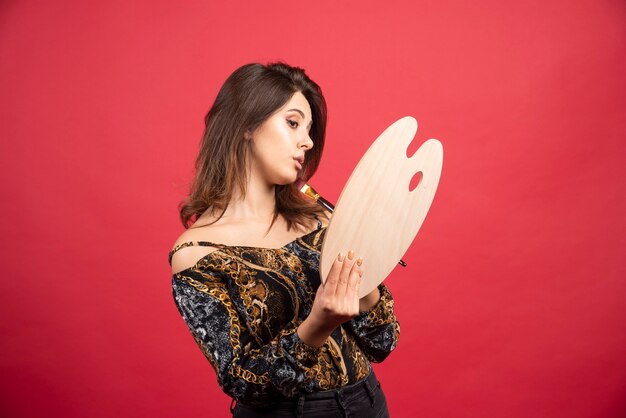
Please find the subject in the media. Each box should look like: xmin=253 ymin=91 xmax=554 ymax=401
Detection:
xmin=287 ymin=108 xmax=313 ymax=128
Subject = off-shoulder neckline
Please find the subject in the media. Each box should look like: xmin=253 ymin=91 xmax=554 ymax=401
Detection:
xmin=169 ymin=224 xmax=326 ymax=272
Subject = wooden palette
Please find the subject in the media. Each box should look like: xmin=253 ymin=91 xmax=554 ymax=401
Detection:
xmin=320 ymin=117 xmax=443 ymax=298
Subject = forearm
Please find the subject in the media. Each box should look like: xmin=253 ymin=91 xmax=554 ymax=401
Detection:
xmin=297 ymin=315 xmax=335 ymax=347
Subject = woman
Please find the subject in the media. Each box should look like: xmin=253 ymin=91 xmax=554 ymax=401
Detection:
xmin=169 ymin=62 xmax=400 ymax=418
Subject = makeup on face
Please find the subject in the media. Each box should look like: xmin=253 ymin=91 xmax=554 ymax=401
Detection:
xmin=248 ymin=92 xmax=314 ymax=185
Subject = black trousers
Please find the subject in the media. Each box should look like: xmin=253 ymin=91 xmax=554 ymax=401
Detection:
xmin=231 ymin=371 xmax=390 ymax=418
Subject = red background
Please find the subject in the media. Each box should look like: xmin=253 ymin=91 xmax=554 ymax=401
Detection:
xmin=1 ymin=1 xmax=625 ymax=417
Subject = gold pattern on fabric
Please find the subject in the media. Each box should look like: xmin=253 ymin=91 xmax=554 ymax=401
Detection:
xmin=170 ymin=224 xmax=400 ymax=406
xmin=175 ymin=267 xmax=272 ymax=385
xmin=175 ymin=273 xmax=240 ymax=350
xmin=367 ymin=286 xmax=398 ymax=327
xmin=345 ymin=332 xmax=370 ymax=381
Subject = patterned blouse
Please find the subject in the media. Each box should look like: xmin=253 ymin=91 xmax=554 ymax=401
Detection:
xmin=169 ymin=220 xmax=400 ymax=407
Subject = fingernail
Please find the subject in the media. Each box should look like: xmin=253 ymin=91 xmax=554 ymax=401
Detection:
xmin=347 ymin=250 xmax=354 ymax=260
xmin=337 ymin=252 xmax=344 ymax=262
xmin=356 ymin=257 xmax=363 ymax=266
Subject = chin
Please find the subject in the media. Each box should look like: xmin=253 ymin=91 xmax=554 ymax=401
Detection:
xmin=273 ymin=172 xmax=299 ymax=186
xmin=276 ymin=179 xmax=297 ymax=186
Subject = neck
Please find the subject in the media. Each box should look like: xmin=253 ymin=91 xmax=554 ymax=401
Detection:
xmin=223 ymin=170 xmax=277 ymax=222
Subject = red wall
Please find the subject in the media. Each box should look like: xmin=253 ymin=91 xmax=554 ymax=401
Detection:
xmin=1 ymin=1 xmax=625 ymax=417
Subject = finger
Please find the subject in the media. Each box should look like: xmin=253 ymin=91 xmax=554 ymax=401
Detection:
xmin=345 ymin=257 xmax=363 ymax=303
xmin=334 ymin=249 xmax=356 ymax=299
xmin=323 ymin=252 xmax=345 ymax=295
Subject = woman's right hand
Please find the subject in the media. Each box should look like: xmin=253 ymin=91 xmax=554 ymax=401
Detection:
xmin=297 ymin=250 xmax=363 ymax=347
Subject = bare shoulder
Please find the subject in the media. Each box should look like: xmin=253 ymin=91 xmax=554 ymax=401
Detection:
xmin=170 ymin=224 xmax=221 ymax=275
xmin=172 ymin=225 xmax=208 ymax=248
xmin=172 ymin=210 xmax=230 ymax=249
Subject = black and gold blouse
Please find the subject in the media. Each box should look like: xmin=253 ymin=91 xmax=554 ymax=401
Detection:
xmin=169 ymin=220 xmax=400 ymax=407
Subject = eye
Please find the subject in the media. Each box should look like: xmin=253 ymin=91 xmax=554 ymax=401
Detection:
xmin=287 ymin=119 xmax=299 ymax=129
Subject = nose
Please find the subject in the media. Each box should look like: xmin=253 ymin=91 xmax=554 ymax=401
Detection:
xmin=300 ymin=132 xmax=314 ymax=151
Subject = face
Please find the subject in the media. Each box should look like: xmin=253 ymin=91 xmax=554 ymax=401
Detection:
xmin=247 ymin=91 xmax=314 ymax=186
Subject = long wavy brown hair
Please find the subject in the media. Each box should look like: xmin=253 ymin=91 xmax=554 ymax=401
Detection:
xmin=179 ymin=62 xmax=328 ymax=231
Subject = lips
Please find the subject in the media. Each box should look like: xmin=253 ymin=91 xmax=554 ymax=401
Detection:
xmin=294 ymin=156 xmax=304 ymax=170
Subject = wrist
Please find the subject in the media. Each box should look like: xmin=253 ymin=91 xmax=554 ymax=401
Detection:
xmin=297 ymin=315 xmax=334 ymax=348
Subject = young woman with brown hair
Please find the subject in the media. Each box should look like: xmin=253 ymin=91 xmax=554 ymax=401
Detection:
xmin=169 ymin=62 xmax=399 ymax=417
